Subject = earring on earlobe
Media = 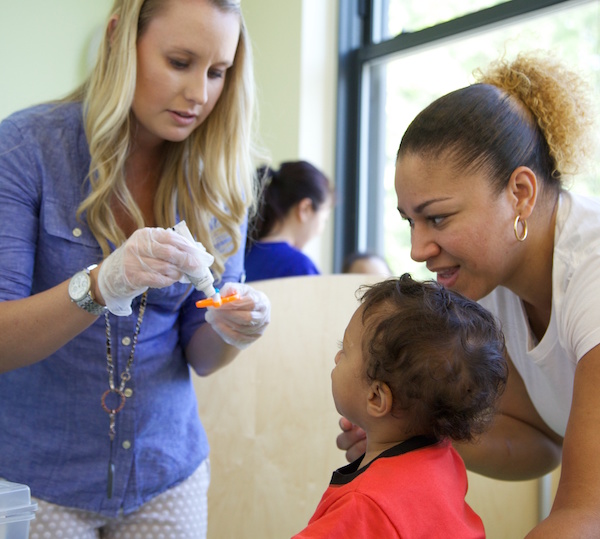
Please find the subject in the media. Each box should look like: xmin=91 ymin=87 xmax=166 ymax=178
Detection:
xmin=513 ymin=215 xmax=528 ymax=242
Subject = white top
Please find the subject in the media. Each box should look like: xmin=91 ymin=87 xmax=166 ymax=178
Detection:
xmin=479 ymin=191 xmax=600 ymax=436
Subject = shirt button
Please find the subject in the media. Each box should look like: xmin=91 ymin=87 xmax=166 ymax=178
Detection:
xmin=124 ymin=388 xmax=133 ymax=398
xmin=122 ymin=440 xmax=131 ymax=450
xmin=72 ymin=227 xmax=82 ymax=238
xmin=121 ymin=336 xmax=131 ymax=346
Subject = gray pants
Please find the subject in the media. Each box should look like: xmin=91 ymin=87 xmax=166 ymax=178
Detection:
xmin=28 ymin=459 xmax=210 ymax=539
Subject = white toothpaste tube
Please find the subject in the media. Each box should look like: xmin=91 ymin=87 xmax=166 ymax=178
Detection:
xmin=171 ymin=221 xmax=219 ymax=300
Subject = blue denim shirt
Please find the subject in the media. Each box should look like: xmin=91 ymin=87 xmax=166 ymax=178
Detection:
xmin=0 ymin=103 xmax=246 ymax=516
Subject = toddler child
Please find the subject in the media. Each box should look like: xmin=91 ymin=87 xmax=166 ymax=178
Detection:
xmin=293 ymin=273 xmax=507 ymax=538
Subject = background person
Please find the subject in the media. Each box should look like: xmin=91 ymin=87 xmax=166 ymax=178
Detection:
xmin=341 ymin=251 xmax=393 ymax=277
xmin=244 ymin=160 xmax=333 ymax=281
xmin=293 ymin=274 xmax=507 ymax=538
xmin=0 ymin=1 xmax=269 ymax=537
xmin=337 ymin=50 xmax=600 ymax=538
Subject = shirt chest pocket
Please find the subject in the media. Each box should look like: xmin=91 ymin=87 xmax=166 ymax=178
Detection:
xmin=39 ymin=198 xmax=103 ymax=281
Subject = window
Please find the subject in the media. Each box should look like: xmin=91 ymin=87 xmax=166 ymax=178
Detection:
xmin=383 ymin=0 xmax=508 ymax=39
xmin=335 ymin=0 xmax=600 ymax=278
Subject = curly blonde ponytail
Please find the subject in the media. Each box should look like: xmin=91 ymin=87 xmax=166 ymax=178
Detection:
xmin=474 ymin=50 xmax=596 ymax=179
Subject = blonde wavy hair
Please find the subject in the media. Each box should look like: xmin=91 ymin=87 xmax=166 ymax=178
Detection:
xmin=398 ymin=50 xmax=597 ymax=197
xmin=65 ymin=0 xmax=262 ymax=279
xmin=474 ymin=50 xmax=596 ymax=180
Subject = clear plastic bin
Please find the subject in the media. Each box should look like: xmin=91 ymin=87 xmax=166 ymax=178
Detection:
xmin=0 ymin=480 xmax=38 ymax=539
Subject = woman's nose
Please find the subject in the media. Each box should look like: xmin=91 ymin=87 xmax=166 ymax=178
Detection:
xmin=185 ymin=72 xmax=208 ymax=105
xmin=410 ymin=225 xmax=440 ymax=263
xmin=334 ymin=351 xmax=341 ymax=365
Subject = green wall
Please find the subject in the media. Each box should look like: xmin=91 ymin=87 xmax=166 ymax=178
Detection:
xmin=0 ymin=1 xmax=316 ymax=158
xmin=243 ymin=0 xmax=303 ymax=164
xmin=0 ymin=1 xmax=112 ymax=120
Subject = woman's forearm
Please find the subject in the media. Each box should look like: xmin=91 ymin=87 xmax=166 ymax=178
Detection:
xmin=524 ymin=347 xmax=600 ymax=537
xmin=454 ymin=413 xmax=562 ymax=480
xmin=0 ymin=280 xmax=100 ymax=373
xmin=185 ymin=322 xmax=241 ymax=377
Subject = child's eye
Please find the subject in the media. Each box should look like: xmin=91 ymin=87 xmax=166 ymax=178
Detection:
xmin=429 ymin=215 xmax=445 ymax=225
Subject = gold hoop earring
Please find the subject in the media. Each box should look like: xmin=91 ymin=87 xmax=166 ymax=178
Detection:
xmin=513 ymin=215 xmax=528 ymax=242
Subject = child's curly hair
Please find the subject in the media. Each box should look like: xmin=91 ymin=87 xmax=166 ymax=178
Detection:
xmin=358 ymin=274 xmax=507 ymax=442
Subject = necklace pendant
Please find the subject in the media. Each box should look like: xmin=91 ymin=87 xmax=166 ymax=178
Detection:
xmin=107 ymin=461 xmax=115 ymax=499
xmin=107 ymin=440 xmax=115 ymax=499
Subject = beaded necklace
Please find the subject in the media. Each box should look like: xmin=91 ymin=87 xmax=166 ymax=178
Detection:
xmin=101 ymin=291 xmax=148 ymax=499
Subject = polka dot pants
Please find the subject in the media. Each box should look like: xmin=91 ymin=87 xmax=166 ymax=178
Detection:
xmin=28 ymin=459 xmax=209 ymax=539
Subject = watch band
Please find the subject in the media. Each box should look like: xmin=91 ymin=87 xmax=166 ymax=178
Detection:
xmin=70 ymin=264 xmax=107 ymax=316
xmin=78 ymin=292 xmax=107 ymax=316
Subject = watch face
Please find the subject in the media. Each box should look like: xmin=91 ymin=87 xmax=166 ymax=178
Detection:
xmin=69 ymin=271 xmax=90 ymax=302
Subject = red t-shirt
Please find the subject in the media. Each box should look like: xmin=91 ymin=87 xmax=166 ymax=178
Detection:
xmin=292 ymin=437 xmax=485 ymax=539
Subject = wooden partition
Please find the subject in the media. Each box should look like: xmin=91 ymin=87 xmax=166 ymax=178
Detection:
xmin=193 ymin=274 xmax=554 ymax=539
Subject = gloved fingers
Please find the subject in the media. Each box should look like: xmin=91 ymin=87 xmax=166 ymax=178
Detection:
xmin=170 ymin=221 xmax=215 ymax=268
xmin=219 ymin=283 xmax=269 ymax=308
xmin=164 ymin=231 xmax=214 ymax=278
xmin=131 ymin=228 xmax=208 ymax=269
xmin=178 ymin=250 xmax=213 ymax=279
xmin=215 ymin=285 xmax=271 ymax=321
xmin=206 ymin=309 xmax=266 ymax=333
xmin=212 ymin=295 xmax=257 ymax=312
xmin=98 ymin=226 xmax=215 ymax=317
xmin=204 ymin=282 xmax=271 ymax=349
xmin=130 ymin=253 xmax=186 ymax=286
xmin=163 ymin=229 xmax=215 ymax=268
xmin=121 ymin=228 xmax=212 ymax=286
xmin=98 ymin=257 xmax=148 ymax=317
xmin=204 ymin=311 xmax=263 ymax=349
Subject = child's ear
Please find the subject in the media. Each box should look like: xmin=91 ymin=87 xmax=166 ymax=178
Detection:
xmin=367 ymin=381 xmax=393 ymax=418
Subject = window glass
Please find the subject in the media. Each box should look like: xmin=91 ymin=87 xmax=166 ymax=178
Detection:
xmin=385 ymin=0 xmax=507 ymax=37
xmin=377 ymin=1 xmax=600 ymax=278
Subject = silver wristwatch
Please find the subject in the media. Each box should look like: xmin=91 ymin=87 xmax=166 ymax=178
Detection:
xmin=68 ymin=264 xmax=107 ymax=316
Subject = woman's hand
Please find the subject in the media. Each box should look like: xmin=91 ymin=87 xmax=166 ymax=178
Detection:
xmin=98 ymin=227 xmax=212 ymax=315
xmin=337 ymin=416 xmax=367 ymax=462
xmin=204 ymin=282 xmax=271 ymax=349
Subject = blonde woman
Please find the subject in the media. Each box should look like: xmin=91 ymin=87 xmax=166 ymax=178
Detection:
xmin=0 ymin=0 xmax=269 ymax=537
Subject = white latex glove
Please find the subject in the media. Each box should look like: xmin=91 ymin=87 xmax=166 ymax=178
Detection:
xmin=204 ymin=282 xmax=271 ymax=350
xmin=98 ymin=227 xmax=213 ymax=316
